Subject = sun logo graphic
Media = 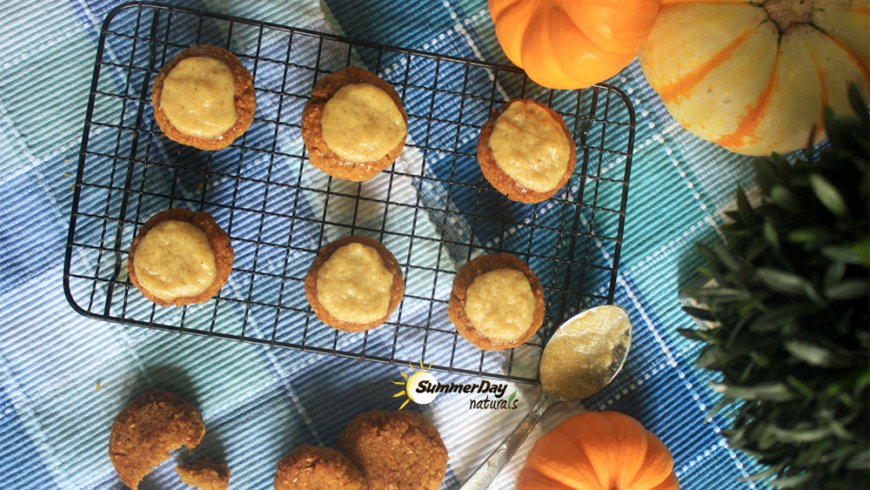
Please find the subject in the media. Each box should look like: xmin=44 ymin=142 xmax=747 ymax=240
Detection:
xmin=391 ymin=359 xmax=439 ymax=409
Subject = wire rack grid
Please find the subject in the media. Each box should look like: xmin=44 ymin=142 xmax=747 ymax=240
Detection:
xmin=63 ymin=2 xmax=635 ymax=383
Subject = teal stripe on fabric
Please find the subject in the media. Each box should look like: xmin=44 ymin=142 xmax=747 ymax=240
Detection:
xmin=324 ymin=0 xmax=462 ymax=52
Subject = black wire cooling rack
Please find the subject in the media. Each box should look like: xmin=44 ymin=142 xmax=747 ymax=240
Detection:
xmin=64 ymin=2 xmax=635 ymax=383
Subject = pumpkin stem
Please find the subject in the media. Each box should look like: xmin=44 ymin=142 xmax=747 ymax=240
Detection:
xmin=763 ymin=0 xmax=813 ymax=33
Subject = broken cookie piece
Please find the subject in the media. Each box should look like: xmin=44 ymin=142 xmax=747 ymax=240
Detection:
xmin=176 ymin=459 xmax=231 ymax=490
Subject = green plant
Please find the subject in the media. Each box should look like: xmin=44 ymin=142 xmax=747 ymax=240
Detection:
xmin=680 ymin=86 xmax=869 ymax=489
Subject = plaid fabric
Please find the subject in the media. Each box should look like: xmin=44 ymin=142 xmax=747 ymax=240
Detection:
xmin=0 ymin=1 xmax=767 ymax=489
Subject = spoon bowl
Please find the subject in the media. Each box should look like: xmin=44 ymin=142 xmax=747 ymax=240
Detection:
xmin=459 ymin=305 xmax=632 ymax=489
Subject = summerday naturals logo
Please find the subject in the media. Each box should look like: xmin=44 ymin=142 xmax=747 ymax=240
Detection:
xmin=391 ymin=359 xmax=519 ymax=410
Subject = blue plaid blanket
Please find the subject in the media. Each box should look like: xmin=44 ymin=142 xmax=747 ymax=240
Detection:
xmin=0 ymin=0 xmax=766 ymax=489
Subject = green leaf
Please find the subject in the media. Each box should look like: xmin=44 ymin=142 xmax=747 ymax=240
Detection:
xmin=723 ymin=210 xmax=742 ymax=223
xmin=848 ymin=83 xmax=869 ymax=128
xmin=715 ymin=243 xmax=746 ymax=271
xmin=713 ymin=382 xmax=795 ymax=401
xmin=696 ymin=345 xmax=725 ymax=368
xmin=804 ymin=124 xmax=817 ymax=163
xmin=696 ymin=243 xmax=722 ymax=269
xmin=783 ymin=339 xmax=851 ymax=367
xmin=677 ymin=328 xmax=720 ymax=343
xmin=749 ymin=350 xmax=772 ymax=368
xmin=809 ymin=174 xmax=849 ymax=217
xmin=756 ymin=268 xmax=810 ymax=296
xmin=696 ymin=266 xmax=728 ymax=286
xmin=745 ymin=238 xmax=767 ymax=262
xmin=787 ymin=226 xmax=835 ymax=246
xmin=847 ymin=449 xmax=870 ymax=470
xmin=804 ymin=282 xmax=824 ymax=304
xmin=771 ymin=185 xmax=803 ymax=215
xmin=763 ymin=219 xmax=781 ymax=251
xmin=858 ymin=370 xmax=870 ymax=388
xmin=682 ymin=306 xmax=715 ymax=321
xmin=768 ymin=425 xmax=832 ymax=443
xmin=785 ymin=375 xmax=814 ymax=397
xmin=508 ymin=390 xmax=516 ymax=404
xmin=829 ymin=420 xmax=854 ymax=440
xmin=769 ymin=472 xmax=813 ymax=488
xmin=824 ymin=106 xmax=841 ymax=148
xmin=755 ymin=157 xmax=777 ymax=193
xmin=692 ymin=287 xmax=744 ymax=299
xmin=739 ymin=463 xmax=786 ymax=482
xmin=825 ymin=280 xmax=870 ymax=300
xmin=821 ymin=245 xmax=863 ymax=264
xmin=824 ymin=262 xmax=846 ymax=289
xmin=736 ymin=187 xmax=756 ymax=227
xmin=751 ymin=304 xmax=815 ymax=330
xmin=854 ymin=238 xmax=870 ymax=266
xmin=770 ymin=153 xmax=791 ymax=173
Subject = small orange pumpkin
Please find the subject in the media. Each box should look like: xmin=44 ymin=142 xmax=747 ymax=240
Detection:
xmin=488 ymin=0 xmax=662 ymax=89
xmin=516 ymin=411 xmax=679 ymax=490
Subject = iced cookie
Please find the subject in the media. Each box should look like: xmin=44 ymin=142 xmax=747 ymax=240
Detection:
xmin=301 ymin=67 xmax=407 ymax=181
xmin=152 ymin=44 xmax=255 ymax=150
xmin=448 ymin=253 xmax=545 ymax=350
xmin=477 ymin=99 xmax=576 ymax=203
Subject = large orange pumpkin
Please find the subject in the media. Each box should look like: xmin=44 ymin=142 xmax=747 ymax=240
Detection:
xmin=639 ymin=0 xmax=870 ymax=156
xmin=516 ymin=411 xmax=679 ymax=490
xmin=488 ymin=0 xmax=662 ymax=89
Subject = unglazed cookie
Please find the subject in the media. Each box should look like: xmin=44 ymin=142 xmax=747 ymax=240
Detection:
xmin=336 ymin=411 xmax=448 ymax=490
xmin=274 ymin=445 xmax=367 ymax=490
xmin=128 ymin=209 xmax=233 ymax=307
xmin=301 ymin=66 xmax=408 ymax=181
xmin=448 ymin=253 xmax=545 ymax=350
xmin=109 ymin=390 xmax=205 ymax=490
xmin=175 ymin=459 xmax=231 ymax=490
xmin=152 ymin=45 xmax=255 ymax=150
xmin=477 ymin=99 xmax=576 ymax=203
xmin=304 ymin=235 xmax=404 ymax=332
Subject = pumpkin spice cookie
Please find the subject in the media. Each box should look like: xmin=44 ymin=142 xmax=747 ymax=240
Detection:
xmin=152 ymin=44 xmax=256 ymax=150
xmin=175 ymin=459 xmax=231 ymax=490
xmin=448 ymin=253 xmax=545 ymax=350
xmin=128 ymin=208 xmax=233 ymax=307
xmin=274 ymin=445 xmax=367 ymax=490
xmin=301 ymin=66 xmax=408 ymax=181
xmin=336 ymin=411 xmax=448 ymax=490
xmin=477 ymin=99 xmax=576 ymax=203
xmin=109 ymin=389 xmax=206 ymax=490
xmin=304 ymin=235 xmax=404 ymax=332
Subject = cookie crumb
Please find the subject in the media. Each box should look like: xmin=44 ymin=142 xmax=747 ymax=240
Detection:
xmin=176 ymin=459 xmax=231 ymax=490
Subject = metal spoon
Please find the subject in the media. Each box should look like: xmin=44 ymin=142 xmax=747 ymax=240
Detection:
xmin=459 ymin=305 xmax=633 ymax=489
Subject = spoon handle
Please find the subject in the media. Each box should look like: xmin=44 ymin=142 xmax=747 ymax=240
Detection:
xmin=459 ymin=392 xmax=560 ymax=490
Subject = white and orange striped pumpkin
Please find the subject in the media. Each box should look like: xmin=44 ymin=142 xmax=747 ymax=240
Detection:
xmin=639 ymin=0 xmax=869 ymax=156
